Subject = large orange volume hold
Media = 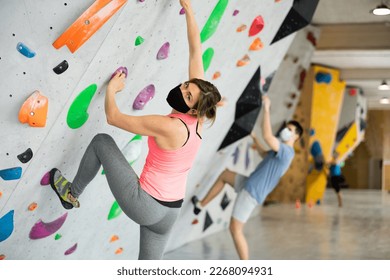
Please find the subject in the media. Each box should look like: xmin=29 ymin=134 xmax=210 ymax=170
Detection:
xmin=18 ymin=90 xmax=48 ymax=127
xmin=53 ymin=0 xmax=128 ymax=53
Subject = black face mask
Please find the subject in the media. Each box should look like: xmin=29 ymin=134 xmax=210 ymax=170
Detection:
xmin=166 ymin=84 xmax=191 ymax=113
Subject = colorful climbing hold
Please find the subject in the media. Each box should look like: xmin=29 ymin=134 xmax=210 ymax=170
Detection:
xmin=122 ymin=134 xmax=142 ymax=165
xmin=135 ymin=36 xmax=144 ymax=46
xmin=315 ymin=72 xmax=332 ymax=84
xmin=29 ymin=213 xmax=68 ymax=240
xmin=0 ymin=254 xmax=5 ymax=260
xmin=306 ymin=31 xmax=317 ymax=46
xmin=17 ymin=148 xmax=33 ymax=164
xmin=28 ymin=202 xmax=38 ymax=211
xmin=191 ymin=219 xmax=199 ymax=225
xmin=248 ymin=16 xmax=264 ymax=37
xmin=236 ymin=24 xmax=247 ymax=32
xmin=0 ymin=210 xmax=14 ymax=242
xmin=348 ymin=88 xmax=357 ymax=96
xmin=179 ymin=7 xmax=185 ymax=15
xmin=133 ymin=84 xmax=155 ymax=110
xmin=295 ymin=199 xmax=301 ymax=209
xmin=18 ymin=90 xmax=49 ymax=127
xmin=111 ymin=66 xmax=128 ymax=80
xmin=236 ymin=54 xmax=250 ymax=67
xmin=212 ymin=71 xmax=221 ymax=80
xmin=156 ymin=42 xmax=170 ymax=60
xmin=232 ymin=146 xmax=239 ymax=165
xmin=245 ymin=143 xmax=250 ymax=169
xmin=217 ymin=96 xmax=227 ymax=107
xmin=202 ymin=48 xmax=214 ymax=72
xmin=108 ymin=201 xmax=123 ymax=220
xmin=233 ymin=9 xmax=239 ymax=16
xmin=0 ymin=192 xmax=2 ymax=198
xmin=200 ymin=0 xmax=229 ymax=43
xmin=110 ymin=235 xmax=119 ymax=242
xmin=249 ymin=37 xmax=263 ymax=51
xmin=17 ymin=42 xmax=36 ymax=58
xmin=0 ymin=167 xmax=22 ymax=181
xmin=64 ymin=243 xmax=77 ymax=255
xmin=55 ymin=233 xmax=62 ymax=240
xmin=66 ymin=84 xmax=97 ymax=129
xmin=40 ymin=171 xmax=50 ymax=186
xmin=115 ymin=247 xmax=123 ymax=254
xmin=53 ymin=60 xmax=69 ymax=75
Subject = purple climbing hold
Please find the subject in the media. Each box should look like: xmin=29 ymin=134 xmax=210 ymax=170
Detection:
xmin=233 ymin=9 xmax=239 ymax=16
xmin=138 ymin=0 xmax=145 ymax=2
xmin=180 ymin=7 xmax=185 ymax=14
xmin=111 ymin=66 xmax=128 ymax=80
xmin=29 ymin=213 xmax=68 ymax=240
xmin=64 ymin=243 xmax=78 ymax=255
xmin=40 ymin=172 xmax=50 ymax=186
xmin=156 ymin=42 xmax=170 ymax=60
xmin=133 ymin=84 xmax=155 ymax=110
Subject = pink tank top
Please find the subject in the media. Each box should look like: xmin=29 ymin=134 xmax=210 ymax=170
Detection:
xmin=139 ymin=113 xmax=202 ymax=201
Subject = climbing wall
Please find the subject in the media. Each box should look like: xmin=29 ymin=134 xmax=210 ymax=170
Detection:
xmin=305 ymin=65 xmax=346 ymax=203
xmin=334 ymin=87 xmax=367 ymax=163
xmin=0 ymin=0 xmax=301 ymax=259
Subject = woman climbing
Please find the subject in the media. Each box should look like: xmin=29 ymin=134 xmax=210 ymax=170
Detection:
xmin=49 ymin=0 xmax=221 ymax=260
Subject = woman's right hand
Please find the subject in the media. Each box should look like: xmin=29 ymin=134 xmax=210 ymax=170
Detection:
xmin=179 ymin=0 xmax=191 ymax=9
xmin=107 ymin=72 xmax=126 ymax=94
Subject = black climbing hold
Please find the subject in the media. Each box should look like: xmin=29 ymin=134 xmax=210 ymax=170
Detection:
xmin=203 ymin=211 xmax=213 ymax=232
xmin=220 ymin=192 xmax=230 ymax=210
xmin=17 ymin=148 xmax=33 ymax=163
xmin=53 ymin=60 xmax=69 ymax=75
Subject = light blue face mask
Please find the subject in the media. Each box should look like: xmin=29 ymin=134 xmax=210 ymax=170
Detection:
xmin=280 ymin=127 xmax=292 ymax=142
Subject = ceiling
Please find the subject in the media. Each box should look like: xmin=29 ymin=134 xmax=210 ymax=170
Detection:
xmin=310 ymin=0 xmax=390 ymax=109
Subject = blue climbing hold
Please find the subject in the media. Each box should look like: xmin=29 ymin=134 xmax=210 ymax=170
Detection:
xmin=315 ymin=72 xmax=332 ymax=84
xmin=310 ymin=141 xmax=322 ymax=157
xmin=0 ymin=210 xmax=14 ymax=242
xmin=0 ymin=167 xmax=22 ymax=180
xmin=16 ymin=42 xmax=36 ymax=58
xmin=309 ymin=129 xmax=315 ymax=136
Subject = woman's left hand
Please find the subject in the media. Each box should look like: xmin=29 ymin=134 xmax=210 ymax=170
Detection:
xmin=107 ymin=72 xmax=126 ymax=94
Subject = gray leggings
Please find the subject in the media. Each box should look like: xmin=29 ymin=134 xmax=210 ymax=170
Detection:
xmin=71 ymin=133 xmax=180 ymax=260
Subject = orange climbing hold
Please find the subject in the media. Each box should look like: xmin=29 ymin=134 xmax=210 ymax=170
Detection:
xmin=110 ymin=235 xmax=119 ymax=242
xmin=115 ymin=247 xmax=123 ymax=254
xmin=236 ymin=54 xmax=250 ymax=67
xmin=0 ymin=191 xmax=2 ymax=198
xmin=212 ymin=71 xmax=221 ymax=80
xmin=0 ymin=254 xmax=5 ymax=260
xmin=18 ymin=90 xmax=49 ymax=127
xmin=53 ymin=0 xmax=128 ymax=53
xmin=249 ymin=37 xmax=263 ymax=51
xmin=236 ymin=24 xmax=247 ymax=32
xmin=28 ymin=202 xmax=38 ymax=211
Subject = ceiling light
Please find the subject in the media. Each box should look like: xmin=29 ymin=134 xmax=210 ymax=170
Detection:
xmin=372 ymin=4 xmax=390 ymax=15
xmin=380 ymin=97 xmax=390 ymax=104
xmin=378 ymin=80 xmax=390 ymax=90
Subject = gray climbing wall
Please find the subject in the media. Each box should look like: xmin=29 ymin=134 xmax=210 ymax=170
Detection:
xmin=0 ymin=0 xmax=300 ymax=259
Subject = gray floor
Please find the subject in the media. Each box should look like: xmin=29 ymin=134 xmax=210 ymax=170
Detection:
xmin=165 ymin=189 xmax=390 ymax=260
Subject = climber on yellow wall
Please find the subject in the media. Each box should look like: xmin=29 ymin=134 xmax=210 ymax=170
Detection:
xmin=191 ymin=95 xmax=303 ymax=260
xmin=324 ymin=155 xmax=346 ymax=207
xmin=47 ymin=0 xmax=221 ymax=260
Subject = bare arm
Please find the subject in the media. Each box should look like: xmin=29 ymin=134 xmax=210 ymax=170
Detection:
xmin=105 ymin=73 xmax=174 ymax=137
xmin=180 ymin=0 xmax=204 ymax=79
xmin=251 ymin=132 xmax=268 ymax=158
xmin=262 ymin=95 xmax=280 ymax=152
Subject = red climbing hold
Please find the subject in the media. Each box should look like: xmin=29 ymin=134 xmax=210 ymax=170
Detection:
xmin=248 ymin=16 xmax=264 ymax=37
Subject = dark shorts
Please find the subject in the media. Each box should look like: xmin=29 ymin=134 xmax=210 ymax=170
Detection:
xmin=331 ymin=175 xmax=344 ymax=193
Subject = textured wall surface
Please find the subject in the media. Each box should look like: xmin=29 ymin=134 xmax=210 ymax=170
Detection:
xmin=0 ymin=0 xmax=298 ymax=259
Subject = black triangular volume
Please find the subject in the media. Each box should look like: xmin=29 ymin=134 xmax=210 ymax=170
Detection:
xmin=203 ymin=211 xmax=213 ymax=232
xmin=17 ymin=148 xmax=33 ymax=164
xmin=234 ymin=108 xmax=262 ymax=133
xmin=220 ymin=192 xmax=231 ymax=210
xmin=271 ymin=0 xmax=320 ymax=45
xmin=218 ymin=124 xmax=248 ymax=151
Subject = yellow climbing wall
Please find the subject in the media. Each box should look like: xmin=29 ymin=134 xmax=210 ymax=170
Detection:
xmin=306 ymin=65 xmax=346 ymax=203
xmin=335 ymin=122 xmax=358 ymax=162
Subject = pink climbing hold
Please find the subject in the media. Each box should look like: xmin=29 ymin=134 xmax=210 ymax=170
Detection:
xmin=133 ymin=84 xmax=155 ymax=110
xmin=233 ymin=9 xmax=239 ymax=16
xmin=64 ymin=243 xmax=78 ymax=255
xmin=179 ymin=7 xmax=185 ymax=14
xmin=248 ymin=15 xmax=264 ymax=37
xmin=40 ymin=172 xmax=50 ymax=186
xmin=156 ymin=42 xmax=170 ymax=60
xmin=29 ymin=213 xmax=68 ymax=240
xmin=111 ymin=66 xmax=128 ymax=80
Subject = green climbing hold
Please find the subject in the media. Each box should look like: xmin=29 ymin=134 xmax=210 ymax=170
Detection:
xmin=108 ymin=201 xmax=123 ymax=220
xmin=67 ymin=84 xmax=97 ymax=129
xmin=202 ymin=48 xmax=214 ymax=72
xmin=135 ymin=36 xmax=144 ymax=46
xmin=200 ymin=0 xmax=229 ymax=43
xmin=55 ymin=233 xmax=62 ymax=240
